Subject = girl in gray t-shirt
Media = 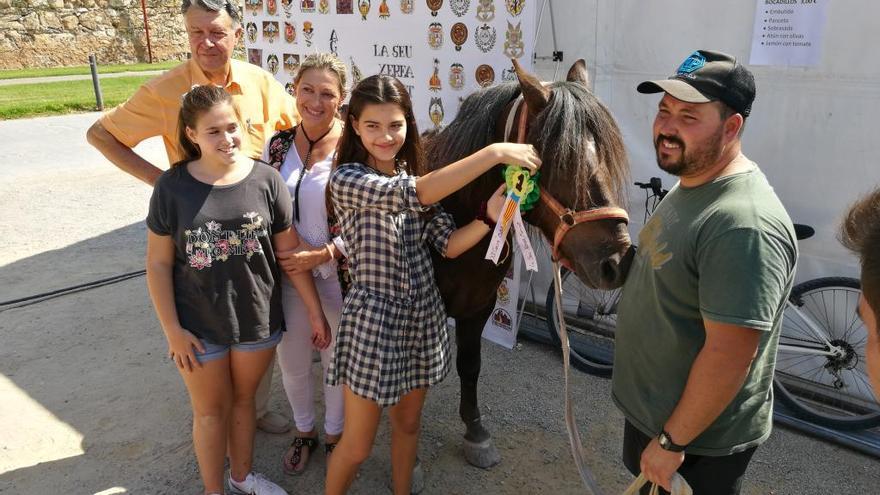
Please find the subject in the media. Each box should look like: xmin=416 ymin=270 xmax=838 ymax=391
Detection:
xmin=145 ymin=85 xmax=329 ymax=495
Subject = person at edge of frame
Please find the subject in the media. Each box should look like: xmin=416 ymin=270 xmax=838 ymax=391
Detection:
xmin=612 ymin=49 xmax=797 ymax=495
xmin=86 ymin=0 xmax=299 ymax=435
xmin=840 ymin=189 xmax=880 ymax=396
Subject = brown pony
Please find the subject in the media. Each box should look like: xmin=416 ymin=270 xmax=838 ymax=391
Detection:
xmin=426 ymin=59 xmax=633 ymax=467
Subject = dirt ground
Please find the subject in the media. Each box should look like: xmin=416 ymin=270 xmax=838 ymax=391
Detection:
xmin=1 ymin=113 xmax=879 ymax=494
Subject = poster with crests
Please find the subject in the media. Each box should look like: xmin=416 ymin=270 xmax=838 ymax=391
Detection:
xmin=242 ymin=0 xmax=537 ymax=131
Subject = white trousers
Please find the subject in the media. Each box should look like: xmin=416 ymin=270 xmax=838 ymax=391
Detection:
xmin=277 ymin=276 xmax=344 ymax=435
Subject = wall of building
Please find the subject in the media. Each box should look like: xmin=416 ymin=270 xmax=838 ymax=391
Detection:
xmin=0 ymin=0 xmax=189 ymax=69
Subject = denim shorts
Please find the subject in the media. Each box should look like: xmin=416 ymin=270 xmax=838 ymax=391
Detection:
xmin=195 ymin=329 xmax=283 ymax=364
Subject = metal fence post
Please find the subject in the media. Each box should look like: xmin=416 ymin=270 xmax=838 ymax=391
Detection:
xmin=88 ymin=54 xmax=104 ymax=111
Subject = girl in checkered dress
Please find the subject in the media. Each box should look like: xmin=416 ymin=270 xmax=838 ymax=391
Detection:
xmin=323 ymin=75 xmax=540 ymax=495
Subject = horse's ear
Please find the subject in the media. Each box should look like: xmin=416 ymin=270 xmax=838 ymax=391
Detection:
xmin=511 ymin=58 xmax=549 ymax=115
xmin=566 ymin=59 xmax=590 ymax=88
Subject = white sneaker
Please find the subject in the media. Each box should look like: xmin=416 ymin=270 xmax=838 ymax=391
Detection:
xmin=227 ymin=471 xmax=289 ymax=495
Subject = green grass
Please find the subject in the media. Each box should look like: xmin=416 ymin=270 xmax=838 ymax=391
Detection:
xmin=0 ymin=75 xmax=154 ymax=119
xmin=0 ymin=60 xmax=179 ymax=80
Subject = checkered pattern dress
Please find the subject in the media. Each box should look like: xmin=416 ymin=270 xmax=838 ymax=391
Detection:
xmin=326 ymin=162 xmax=455 ymax=406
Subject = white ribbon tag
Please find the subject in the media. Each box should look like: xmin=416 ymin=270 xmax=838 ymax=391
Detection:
xmin=485 ymin=175 xmax=538 ymax=272
xmin=512 ymin=209 xmax=538 ymax=271
xmin=485 ymin=191 xmax=520 ymax=264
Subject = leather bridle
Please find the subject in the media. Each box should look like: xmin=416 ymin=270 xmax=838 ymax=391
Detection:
xmin=503 ymin=95 xmax=629 ymax=261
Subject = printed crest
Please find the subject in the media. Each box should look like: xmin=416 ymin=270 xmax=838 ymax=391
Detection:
xmin=281 ymin=0 xmax=294 ymax=16
xmin=337 ymin=0 xmax=354 ymax=13
xmin=267 ymin=0 xmax=277 ymax=14
xmin=492 ymin=308 xmax=512 ymax=330
xmin=496 ymin=280 xmax=510 ymax=303
xmin=449 ymin=63 xmax=464 ymax=90
xmin=358 ymin=0 xmax=371 ymax=19
xmin=501 ymin=67 xmax=516 ymax=82
xmin=450 ymin=22 xmax=467 ymax=51
xmin=266 ymin=54 xmax=279 ymax=74
xmin=400 ymin=0 xmax=413 ymax=13
xmin=246 ymin=22 xmax=258 ymax=43
xmin=247 ymin=48 xmax=263 ymax=67
xmin=329 ymin=29 xmax=339 ymax=55
xmin=475 ymin=0 xmax=494 ymax=21
xmin=427 ymin=22 xmax=443 ymax=49
xmin=450 ymin=0 xmax=469 ymax=16
xmin=262 ymin=21 xmax=279 ymax=43
xmin=283 ymin=53 xmax=301 ymax=76
xmin=428 ymin=58 xmax=441 ymax=92
xmin=474 ymin=23 xmax=496 ymax=53
xmin=378 ymin=0 xmax=390 ymax=18
xmin=245 ymin=0 xmax=263 ymax=16
xmin=475 ymin=63 xmax=494 ymax=87
xmin=301 ymin=0 xmax=316 ymax=12
xmin=429 ymin=97 xmax=444 ymax=128
xmin=350 ymin=57 xmax=363 ymax=87
xmin=319 ymin=0 xmax=330 ymax=13
xmin=427 ymin=0 xmax=442 ymax=16
xmin=302 ymin=21 xmax=314 ymax=46
xmin=505 ymin=0 xmax=523 ymax=16
xmin=284 ymin=22 xmax=296 ymax=43
xmin=285 ymin=81 xmax=295 ymax=96
xmin=503 ymin=20 xmax=523 ymax=58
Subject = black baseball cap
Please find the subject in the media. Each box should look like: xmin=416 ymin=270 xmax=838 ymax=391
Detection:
xmin=637 ymin=50 xmax=756 ymax=117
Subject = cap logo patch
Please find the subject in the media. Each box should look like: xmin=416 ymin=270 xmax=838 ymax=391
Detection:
xmin=677 ymin=51 xmax=705 ymax=75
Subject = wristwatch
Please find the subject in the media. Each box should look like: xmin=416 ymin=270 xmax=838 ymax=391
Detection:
xmin=658 ymin=430 xmax=686 ymax=452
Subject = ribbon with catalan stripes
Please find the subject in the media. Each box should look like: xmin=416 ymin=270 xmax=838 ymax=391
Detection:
xmin=485 ymin=166 xmax=538 ymax=272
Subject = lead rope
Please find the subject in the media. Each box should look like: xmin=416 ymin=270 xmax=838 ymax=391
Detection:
xmin=553 ymin=261 xmax=605 ymax=495
xmin=504 ymin=95 xmax=602 ymax=495
xmin=505 ymin=95 xmax=604 ymax=494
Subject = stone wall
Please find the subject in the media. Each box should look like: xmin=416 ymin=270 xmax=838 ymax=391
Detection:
xmin=0 ymin=0 xmax=190 ymax=69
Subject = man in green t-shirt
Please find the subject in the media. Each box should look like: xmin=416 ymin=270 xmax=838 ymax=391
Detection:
xmin=612 ymin=50 xmax=797 ymax=494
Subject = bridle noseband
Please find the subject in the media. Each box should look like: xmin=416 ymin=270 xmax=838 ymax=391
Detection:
xmin=503 ymin=94 xmax=629 ymax=261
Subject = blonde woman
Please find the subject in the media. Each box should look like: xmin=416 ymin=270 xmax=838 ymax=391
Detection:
xmin=263 ymin=53 xmax=348 ymax=474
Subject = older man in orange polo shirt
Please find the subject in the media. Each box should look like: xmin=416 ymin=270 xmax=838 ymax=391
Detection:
xmin=87 ymin=0 xmax=297 ymax=434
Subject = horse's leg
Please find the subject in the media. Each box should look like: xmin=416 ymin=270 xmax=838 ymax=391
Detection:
xmin=455 ymin=302 xmax=501 ymax=469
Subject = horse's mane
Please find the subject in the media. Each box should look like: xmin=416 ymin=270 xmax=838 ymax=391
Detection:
xmin=535 ymin=80 xmax=629 ymax=209
xmin=425 ymin=82 xmax=521 ymax=208
xmin=425 ymin=80 xmax=629 ymax=212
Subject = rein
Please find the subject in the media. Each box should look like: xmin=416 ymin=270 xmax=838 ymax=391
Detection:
xmin=503 ymin=95 xmax=629 ymax=262
xmin=503 ymin=93 xmax=611 ymax=495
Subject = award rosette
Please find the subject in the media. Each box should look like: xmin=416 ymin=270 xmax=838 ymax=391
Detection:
xmin=484 ymin=165 xmax=539 ymax=272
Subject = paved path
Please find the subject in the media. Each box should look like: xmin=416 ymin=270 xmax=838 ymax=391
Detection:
xmin=0 ymin=70 xmax=165 ymax=87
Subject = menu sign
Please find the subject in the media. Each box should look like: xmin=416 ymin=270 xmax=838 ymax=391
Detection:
xmin=749 ymin=0 xmax=830 ymax=66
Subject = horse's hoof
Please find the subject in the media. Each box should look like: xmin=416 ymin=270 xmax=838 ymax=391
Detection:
xmin=385 ymin=457 xmax=425 ymax=494
xmin=411 ymin=459 xmax=425 ymax=494
xmin=462 ymin=438 xmax=501 ymax=469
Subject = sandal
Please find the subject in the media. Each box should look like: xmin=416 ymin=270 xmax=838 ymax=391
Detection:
xmin=282 ymin=436 xmax=318 ymax=475
xmin=324 ymin=440 xmax=338 ymax=456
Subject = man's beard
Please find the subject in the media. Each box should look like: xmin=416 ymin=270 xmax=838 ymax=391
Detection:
xmin=654 ymin=127 xmax=724 ymax=177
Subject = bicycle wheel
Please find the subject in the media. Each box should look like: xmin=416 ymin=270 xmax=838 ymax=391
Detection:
xmin=773 ymin=277 xmax=880 ymax=430
xmin=546 ymin=267 xmax=621 ymax=377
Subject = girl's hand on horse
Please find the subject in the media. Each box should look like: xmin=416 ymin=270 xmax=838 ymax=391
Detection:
xmin=310 ymin=314 xmax=332 ymax=350
xmin=487 ymin=184 xmax=507 ymax=223
xmin=166 ymin=326 xmax=205 ymax=372
xmin=488 ymin=143 xmax=542 ymax=175
xmin=277 ymin=243 xmax=328 ymax=274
